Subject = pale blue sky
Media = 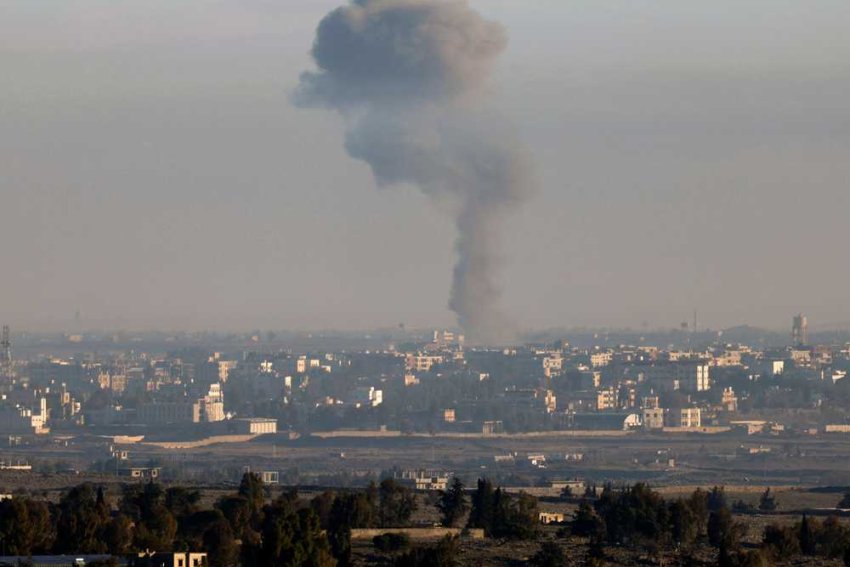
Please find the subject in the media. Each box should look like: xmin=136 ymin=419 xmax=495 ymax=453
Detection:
xmin=1 ymin=1 xmax=849 ymax=332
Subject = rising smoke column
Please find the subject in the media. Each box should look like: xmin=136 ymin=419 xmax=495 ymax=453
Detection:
xmin=295 ymin=0 xmax=532 ymax=342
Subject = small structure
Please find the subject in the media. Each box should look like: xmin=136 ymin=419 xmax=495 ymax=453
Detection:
xmin=132 ymin=552 xmax=207 ymax=567
xmin=395 ymin=469 xmax=450 ymax=491
xmin=481 ymin=420 xmax=503 ymax=435
xmin=124 ymin=466 xmax=162 ymax=480
xmin=260 ymin=471 xmax=279 ymax=485
xmin=0 ymin=460 xmax=32 ymax=471
xmin=351 ymin=386 xmax=383 ymax=408
xmin=642 ymin=407 xmax=665 ymax=430
xmin=539 ymin=512 xmax=566 ymax=524
xmin=231 ymin=418 xmax=277 ymax=435
xmin=551 ymin=479 xmax=585 ymax=494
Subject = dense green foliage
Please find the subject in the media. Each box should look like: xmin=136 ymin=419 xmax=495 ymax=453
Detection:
xmin=372 ymin=532 xmax=410 ymax=553
xmin=530 ymin=541 xmax=567 ymax=567
xmin=392 ymin=535 xmax=459 ymax=567
xmin=0 ymin=475 xmax=309 ymax=567
xmin=566 ymin=483 xmax=850 ymax=566
xmin=5 ymin=476 xmax=850 ymax=567
xmin=467 ymin=478 xmax=539 ymax=539
xmin=436 ymin=477 xmax=468 ymax=528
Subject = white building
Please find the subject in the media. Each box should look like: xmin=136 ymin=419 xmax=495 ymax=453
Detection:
xmin=590 ymin=351 xmax=613 ymax=368
xmin=233 ymin=418 xmax=277 ymax=434
xmin=646 ymin=362 xmax=711 ymax=392
xmin=352 ymin=386 xmax=383 ymax=408
xmin=201 ymin=383 xmax=225 ymax=422
xmin=671 ymin=408 xmax=701 ymax=428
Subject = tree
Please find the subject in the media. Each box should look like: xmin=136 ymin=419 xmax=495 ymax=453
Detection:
xmin=839 ymin=492 xmax=850 ymax=509
xmin=242 ymin=497 xmax=335 ymax=567
xmin=505 ymin=492 xmax=539 ymax=540
xmin=758 ymin=488 xmax=777 ymax=512
xmin=326 ymin=492 xmax=376 ymax=566
xmin=800 ymin=514 xmax=816 ymax=555
xmin=708 ymin=486 xmax=727 ymax=512
xmin=817 ymin=515 xmax=850 ymax=558
xmin=571 ymin=501 xmax=605 ymax=540
xmin=593 ymin=483 xmax=668 ymax=545
xmin=378 ymin=479 xmax=417 ymax=527
xmin=310 ymin=491 xmax=336 ymax=529
xmin=238 ymin=472 xmax=266 ymax=522
xmin=763 ymin=523 xmax=799 ymax=559
xmin=122 ymin=482 xmax=178 ymax=551
xmin=202 ymin=516 xmax=239 ymax=567
xmin=165 ymin=487 xmax=201 ymax=519
xmin=530 ymin=542 xmax=567 ymax=567
xmin=372 ymin=533 xmax=410 ymax=553
xmin=176 ymin=509 xmax=226 ymax=551
xmin=54 ymin=484 xmax=110 ymax=553
xmin=437 ymin=478 xmax=468 ymax=528
xmin=468 ymin=479 xmax=538 ymax=540
xmin=468 ymin=479 xmax=495 ymax=533
xmin=393 ymin=535 xmax=458 ymax=567
xmin=669 ymin=499 xmax=699 ymax=547
xmin=217 ymin=495 xmax=253 ymax=538
xmin=708 ymin=506 xmax=745 ymax=549
xmin=0 ymin=497 xmax=54 ymax=555
xmin=685 ymin=488 xmax=709 ymax=537
xmin=103 ymin=514 xmax=135 ymax=555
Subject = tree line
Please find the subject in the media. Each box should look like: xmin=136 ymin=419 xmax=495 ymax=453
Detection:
xmin=564 ymin=483 xmax=850 ymax=566
xmin=0 ymin=474 xmax=543 ymax=567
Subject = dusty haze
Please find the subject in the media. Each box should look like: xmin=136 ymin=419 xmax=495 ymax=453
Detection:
xmin=1 ymin=1 xmax=849 ymax=332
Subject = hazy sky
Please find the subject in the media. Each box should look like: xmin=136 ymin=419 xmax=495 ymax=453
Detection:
xmin=2 ymin=1 xmax=849 ymax=333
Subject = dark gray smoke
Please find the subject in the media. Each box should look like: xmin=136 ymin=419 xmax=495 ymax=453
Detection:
xmin=295 ymin=0 xmax=532 ymax=342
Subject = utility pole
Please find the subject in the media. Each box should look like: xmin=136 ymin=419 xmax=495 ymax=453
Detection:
xmin=0 ymin=325 xmax=11 ymax=378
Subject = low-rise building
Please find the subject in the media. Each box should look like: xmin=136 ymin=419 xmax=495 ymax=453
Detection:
xmin=138 ymin=401 xmax=200 ymax=425
xmin=124 ymin=466 xmax=161 ymax=480
xmin=539 ymin=512 xmax=566 ymax=524
xmin=395 ymin=469 xmax=450 ymax=491
xmin=232 ymin=417 xmax=277 ymax=434
xmin=670 ymin=407 xmax=701 ymax=428
xmin=596 ymin=388 xmax=617 ymax=411
xmin=643 ymin=407 xmax=665 ymax=430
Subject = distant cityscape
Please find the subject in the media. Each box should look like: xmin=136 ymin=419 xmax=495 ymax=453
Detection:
xmin=3 ymin=314 xmax=850 ymax=565
xmin=1 ymin=314 xmax=850 ymax=484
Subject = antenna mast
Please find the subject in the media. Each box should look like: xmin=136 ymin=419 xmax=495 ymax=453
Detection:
xmin=1 ymin=325 xmax=11 ymax=378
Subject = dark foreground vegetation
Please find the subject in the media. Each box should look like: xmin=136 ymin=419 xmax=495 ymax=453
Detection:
xmin=562 ymin=484 xmax=850 ymax=566
xmin=2 ymin=475 xmax=850 ymax=566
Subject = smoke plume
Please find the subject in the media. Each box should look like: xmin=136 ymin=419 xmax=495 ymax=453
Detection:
xmin=295 ymin=0 xmax=532 ymax=342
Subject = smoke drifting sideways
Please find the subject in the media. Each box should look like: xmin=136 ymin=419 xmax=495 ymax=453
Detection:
xmin=295 ymin=0 xmax=533 ymax=343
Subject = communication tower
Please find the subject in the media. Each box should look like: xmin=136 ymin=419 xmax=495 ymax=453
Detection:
xmin=1 ymin=325 xmax=11 ymax=377
xmin=791 ymin=314 xmax=808 ymax=347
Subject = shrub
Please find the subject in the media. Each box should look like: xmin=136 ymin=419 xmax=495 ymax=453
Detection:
xmin=373 ymin=532 xmax=411 ymax=553
xmin=530 ymin=541 xmax=567 ymax=567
